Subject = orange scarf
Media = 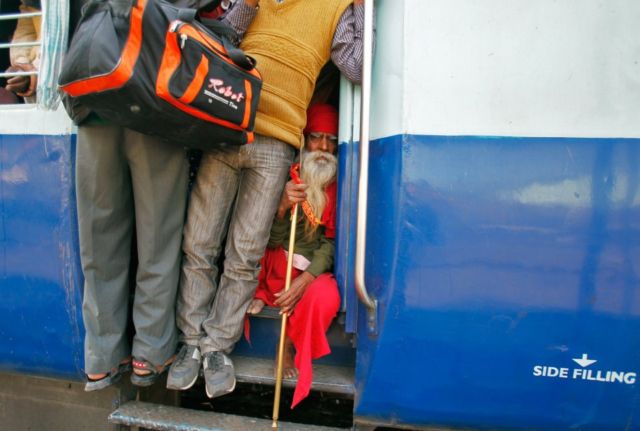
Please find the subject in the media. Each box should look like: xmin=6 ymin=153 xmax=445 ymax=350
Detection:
xmin=289 ymin=163 xmax=323 ymax=227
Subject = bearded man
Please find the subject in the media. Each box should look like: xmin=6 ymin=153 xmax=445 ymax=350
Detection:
xmin=245 ymin=103 xmax=341 ymax=408
xmin=168 ymin=0 xmax=374 ymax=400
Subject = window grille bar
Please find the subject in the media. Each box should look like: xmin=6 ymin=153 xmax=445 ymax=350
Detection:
xmin=0 ymin=41 xmax=41 ymax=49
xmin=0 ymin=71 xmax=38 ymax=78
xmin=0 ymin=12 xmax=43 ymax=20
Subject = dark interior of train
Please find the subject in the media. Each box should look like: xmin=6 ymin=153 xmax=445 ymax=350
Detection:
xmin=0 ymin=0 xmax=21 ymax=87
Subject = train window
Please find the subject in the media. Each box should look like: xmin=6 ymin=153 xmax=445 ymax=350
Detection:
xmin=0 ymin=0 xmax=42 ymax=105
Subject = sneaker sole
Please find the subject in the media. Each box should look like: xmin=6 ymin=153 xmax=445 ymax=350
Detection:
xmin=166 ymin=371 xmax=199 ymax=391
xmin=85 ymin=372 xmax=122 ymax=392
xmin=205 ymin=377 xmax=236 ymax=399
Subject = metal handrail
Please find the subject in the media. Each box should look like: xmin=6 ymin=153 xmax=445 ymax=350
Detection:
xmin=354 ymin=0 xmax=376 ymax=312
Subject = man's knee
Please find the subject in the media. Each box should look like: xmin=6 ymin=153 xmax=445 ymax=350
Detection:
xmin=222 ymin=258 xmax=260 ymax=283
xmin=304 ymin=274 xmax=341 ymax=315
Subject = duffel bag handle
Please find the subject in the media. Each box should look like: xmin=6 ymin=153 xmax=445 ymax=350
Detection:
xmin=197 ymin=18 xmax=257 ymax=71
xmin=222 ymin=38 xmax=257 ymax=71
xmin=110 ymin=0 xmax=135 ymax=18
xmin=177 ymin=8 xmax=197 ymax=22
xmin=197 ymin=16 xmax=238 ymax=41
xmin=81 ymin=0 xmax=111 ymax=19
xmin=79 ymin=0 xmax=134 ymax=23
xmin=76 ymin=0 xmax=133 ymax=38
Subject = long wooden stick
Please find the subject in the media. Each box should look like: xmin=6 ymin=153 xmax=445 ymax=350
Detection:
xmin=272 ymin=202 xmax=300 ymax=430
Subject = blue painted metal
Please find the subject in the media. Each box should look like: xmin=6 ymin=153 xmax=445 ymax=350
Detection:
xmin=352 ymin=133 xmax=640 ymax=430
xmin=335 ymin=139 xmax=360 ymax=334
xmin=0 ymin=133 xmax=84 ymax=380
xmin=3 ymin=127 xmax=640 ymax=430
xmin=0 ymin=131 xmax=354 ymax=380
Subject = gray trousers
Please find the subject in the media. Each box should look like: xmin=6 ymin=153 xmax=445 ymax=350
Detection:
xmin=176 ymin=135 xmax=294 ymax=354
xmin=77 ymin=124 xmax=188 ymax=374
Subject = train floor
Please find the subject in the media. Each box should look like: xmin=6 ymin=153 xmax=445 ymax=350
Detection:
xmin=0 ymin=371 xmax=413 ymax=430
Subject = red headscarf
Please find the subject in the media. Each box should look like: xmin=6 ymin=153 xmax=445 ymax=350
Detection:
xmin=303 ymin=103 xmax=338 ymax=136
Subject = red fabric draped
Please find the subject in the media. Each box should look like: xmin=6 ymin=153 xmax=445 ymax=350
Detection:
xmin=247 ymin=247 xmax=340 ymax=408
xmin=288 ymin=272 xmax=339 ymax=407
xmin=321 ymin=181 xmax=336 ymax=239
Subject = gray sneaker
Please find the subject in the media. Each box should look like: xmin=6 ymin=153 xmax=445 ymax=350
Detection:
xmin=203 ymin=351 xmax=236 ymax=399
xmin=166 ymin=344 xmax=202 ymax=390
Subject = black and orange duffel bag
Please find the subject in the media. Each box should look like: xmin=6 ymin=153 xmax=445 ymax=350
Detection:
xmin=59 ymin=0 xmax=261 ymax=148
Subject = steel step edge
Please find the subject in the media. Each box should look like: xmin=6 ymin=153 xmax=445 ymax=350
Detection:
xmin=109 ymin=401 xmax=349 ymax=431
xmin=251 ymin=305 xmax=282 ymax=319
xmin=233 ymin=355 xmax=355 ymax=396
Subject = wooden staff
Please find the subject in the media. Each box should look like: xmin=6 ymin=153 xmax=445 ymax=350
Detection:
xmin=272 ymin=137 xmax=306 ymax=429
xmin=271 ymin=201 xmax=300 ymax=430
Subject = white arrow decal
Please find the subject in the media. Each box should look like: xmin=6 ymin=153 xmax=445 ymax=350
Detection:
xmin=573 ymin=354 xmax=597 ymax=368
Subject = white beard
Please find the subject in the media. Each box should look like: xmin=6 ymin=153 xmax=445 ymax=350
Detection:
xmin=301 ymin=151 xmax=337 ymax=220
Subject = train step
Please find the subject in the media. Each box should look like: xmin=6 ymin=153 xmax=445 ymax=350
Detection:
xmin=232 ymin=306 xmax=355 ymax=396
xmin=250 ymin=305 xmax=285 ymax=319
xmin=109 ymin=401 xmax=349 ymax=431
xmin=232 ymin=355 xmax=355 ymax=396
xmin=235 ymin=308 xmax=356 ymax=370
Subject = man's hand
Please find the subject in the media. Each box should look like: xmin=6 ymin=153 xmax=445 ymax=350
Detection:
xmin=274 ymin=271 xmax=315 ymax=315
xmin=353 ymin=0 xmax=364 ymax=4
xmin=276 ymin=180 xmax=308 ymax=218
xmin=5 ymin=63 xmax=37 ymax=97
xmin=285 ymin=180 xmax=308 ymax=205
xmin=244 ymin=0 xmax=259 ymax=8
xmin=5 ymin=74 xmax=29 ymax=94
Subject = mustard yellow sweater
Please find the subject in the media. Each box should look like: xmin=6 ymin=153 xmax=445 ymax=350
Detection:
xmin=240 ymin=0 xmax=352 ymax=148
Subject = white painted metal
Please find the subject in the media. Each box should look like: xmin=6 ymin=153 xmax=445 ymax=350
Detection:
xmin=369 ymin=0 xmax=405 ymax=141
xmin=0 ymin=106 xmax=75 ymax=135
xmin=400 ymin=0 xmax=640 ymax=138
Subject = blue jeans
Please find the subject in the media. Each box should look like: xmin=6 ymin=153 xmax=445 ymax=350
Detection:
xmin=176 ymin=135 xmax=295 ymax=353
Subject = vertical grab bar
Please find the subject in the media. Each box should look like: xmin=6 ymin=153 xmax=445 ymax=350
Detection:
xmin=354 ymin=0 xmax=378 ymax=325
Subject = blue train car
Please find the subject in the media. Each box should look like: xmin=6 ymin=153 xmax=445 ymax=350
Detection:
xmin=1 ymin=0 xmax=639 ymax=430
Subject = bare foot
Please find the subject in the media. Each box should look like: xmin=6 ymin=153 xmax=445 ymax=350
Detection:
xmin=247 ymin=298 xmax=265 ymax=315
xmin=276 ymin=337 xmax=299 ymax=379
xmin=87 ymin=357 xmax=131 ymax=380
xmin=87 ymin=372 xmax=107 ymax=380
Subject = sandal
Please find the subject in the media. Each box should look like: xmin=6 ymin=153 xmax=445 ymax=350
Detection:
xmin=131 ymin=356 xmax=174 ymax=387
xmin=84 ymin=358 xmax=132 ymax=392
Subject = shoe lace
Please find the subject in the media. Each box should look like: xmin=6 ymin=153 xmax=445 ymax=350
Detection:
xmin=177 ymin=345 xmax=194 ymax=362
xmin=205 ymin=352 xmax=224 ymax=371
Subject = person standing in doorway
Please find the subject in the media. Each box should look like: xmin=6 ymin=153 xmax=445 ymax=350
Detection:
xmin=168 ymin=0 xmax=374 ymax=400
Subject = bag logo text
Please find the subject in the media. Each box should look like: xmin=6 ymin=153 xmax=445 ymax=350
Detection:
xmin=208 ymin=78 xmax=244 ymax=103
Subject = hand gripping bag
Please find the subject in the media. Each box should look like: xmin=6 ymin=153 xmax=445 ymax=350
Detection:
xmin=59 ymin=0 xmax=261 ymax=148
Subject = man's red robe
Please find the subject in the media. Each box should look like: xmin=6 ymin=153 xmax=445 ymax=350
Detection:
xmin=249 ymin=181 xmax=340 ymax=408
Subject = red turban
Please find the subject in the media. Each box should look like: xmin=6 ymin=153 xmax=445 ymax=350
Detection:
xmin=303 ymin=103 xmax=338 ymax=136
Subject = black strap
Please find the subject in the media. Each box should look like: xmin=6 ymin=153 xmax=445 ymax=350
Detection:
xmin=80 ymin=0 xmax=109 ymax=19
xmin=221 ymin=37 xmax=256 ymax=71
xmin=197 ymin=17 xmax=238 ymax=41
xmin=109 ymin=0 xmax=134 ymax=18
xmin=177 ymin=8 xmax=197 ymax=22
xmin=196 ymin=18 xmax=257 ymax=71
xmin=197 ymin=0 xmax=222 ymax=12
